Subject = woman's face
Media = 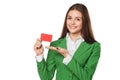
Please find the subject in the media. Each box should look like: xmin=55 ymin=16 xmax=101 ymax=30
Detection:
xmin=66 ymin=10 xmax=82 ymax=34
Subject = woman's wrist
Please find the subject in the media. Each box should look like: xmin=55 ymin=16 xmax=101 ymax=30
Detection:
xmin=63 ymin=52 xmax=69 ymax=58
xmin=36 ymin=53 xmax=43 ymax=56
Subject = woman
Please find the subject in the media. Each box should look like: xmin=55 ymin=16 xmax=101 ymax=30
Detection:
xmin=34 ymin=3 xmax=101 ymax=80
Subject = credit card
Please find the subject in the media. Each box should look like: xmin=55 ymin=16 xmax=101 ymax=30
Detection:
xmin=40 ymin=33 xmax=52 ymax=42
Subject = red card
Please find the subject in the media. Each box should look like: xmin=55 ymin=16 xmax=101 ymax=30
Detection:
xmin=41 ymin=33 xmax=52 ymax=42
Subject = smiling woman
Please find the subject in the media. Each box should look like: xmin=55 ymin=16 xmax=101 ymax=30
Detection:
xmin=34 ymin=3 xmax=101 ymax=80
xmin=66 ymin=10 xmax=83 ymax=38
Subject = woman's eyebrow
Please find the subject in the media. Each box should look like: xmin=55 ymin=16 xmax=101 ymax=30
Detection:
xmin=67 ymin=15 xmax=82 ymax=18
xmin=75 ymin=17 xmax=82 ymax=19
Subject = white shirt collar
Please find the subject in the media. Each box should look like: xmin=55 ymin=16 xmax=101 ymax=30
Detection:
xmin=66 ymin=33 xmax=84 ymax=42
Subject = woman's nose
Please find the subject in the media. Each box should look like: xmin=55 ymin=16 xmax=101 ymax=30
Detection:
xmin=71 ymin=19 xmax=75 ymax=25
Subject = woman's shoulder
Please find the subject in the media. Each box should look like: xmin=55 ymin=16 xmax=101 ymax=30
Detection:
xmin=85 ymin=41 xmax=100 ymax=47
xmin=92 ymin=41 xmax=100 ymax=46
xmin=84 ymin=41 xmax=101 ymax=52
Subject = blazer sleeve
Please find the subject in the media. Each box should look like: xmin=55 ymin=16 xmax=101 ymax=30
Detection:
xmin=37 ymin=42 xmax=56 ymax=80
xmin=66 ymin=42 xmax=101 ymax=80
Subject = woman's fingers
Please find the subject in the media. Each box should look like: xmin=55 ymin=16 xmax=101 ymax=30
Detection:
xmin=36 ymin=38 xmax=42 ymax=43
xmin=35 ymin=38 xmax=42 ymax=49
xmin=45 ymin=46 xmax=57 ymax=50
xmin=45 ymin=46 xmax=64 ymax=53
xmin=45 ymin=46 xmax=62 ymax=53
xmin=45 ymin=46 xmax=68 ymax=57
xmin=34 ymin=38 xmax=44 ymax=55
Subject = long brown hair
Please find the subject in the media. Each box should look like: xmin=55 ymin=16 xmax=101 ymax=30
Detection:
xmin=59 ymin=3 xmax=96 ymax=44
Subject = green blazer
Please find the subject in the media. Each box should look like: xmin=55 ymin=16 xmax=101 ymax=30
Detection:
xmin=37 ymin=37 xmax=101 ymax=80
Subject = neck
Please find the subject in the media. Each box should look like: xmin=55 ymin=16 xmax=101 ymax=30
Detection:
xmin=69 ymin=32 xmax=81 ymax=41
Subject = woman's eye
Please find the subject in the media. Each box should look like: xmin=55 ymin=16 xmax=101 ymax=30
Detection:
xmin=77 ymin=18 xmax=80 ymax=21
xmin=67 ymin=17 xmax=72 ymax=19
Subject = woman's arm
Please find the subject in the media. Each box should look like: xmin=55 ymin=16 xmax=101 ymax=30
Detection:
xmin=37 ymin=43 xmax=56 ymax=80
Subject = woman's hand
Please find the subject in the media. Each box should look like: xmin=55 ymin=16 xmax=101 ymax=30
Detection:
xmin=45 ymin=46 xmax=68 ymax=57
xmin=34 ymin=38 xmax=44 ymax=56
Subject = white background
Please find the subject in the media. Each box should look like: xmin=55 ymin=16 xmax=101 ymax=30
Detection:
xmin=0 ymin=0 xmax=120 ymax=80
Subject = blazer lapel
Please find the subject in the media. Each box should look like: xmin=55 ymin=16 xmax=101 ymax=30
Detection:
xmin=73 ymin=42 xmax=91 ymax=58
